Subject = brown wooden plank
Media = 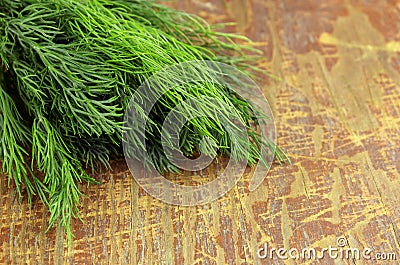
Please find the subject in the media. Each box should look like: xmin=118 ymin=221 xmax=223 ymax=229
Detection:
xmin=1 ymin=0 xmax=399 ymax=264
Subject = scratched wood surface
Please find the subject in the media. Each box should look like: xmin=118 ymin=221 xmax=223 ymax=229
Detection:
xmin=1 ymin=0 xmax=400 ymax=264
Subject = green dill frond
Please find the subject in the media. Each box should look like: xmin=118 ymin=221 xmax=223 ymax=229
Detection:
xmin=0 ymin=0 xmax=289 ymax=242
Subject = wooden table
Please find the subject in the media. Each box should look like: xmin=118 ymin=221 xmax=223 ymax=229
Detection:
xmin=1 ymin=0 xmax=399 ymax=264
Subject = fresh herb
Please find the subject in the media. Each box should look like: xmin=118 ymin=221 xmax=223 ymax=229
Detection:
xmin=0 ymin=0 xmax=288 ymax=241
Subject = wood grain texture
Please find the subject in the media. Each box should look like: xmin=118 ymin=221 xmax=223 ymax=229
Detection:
xmin=1 ymin=0 xmax=399 ymax=264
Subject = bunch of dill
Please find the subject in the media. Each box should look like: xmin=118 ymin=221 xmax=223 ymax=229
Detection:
xmin=0 ymin=0 xmax=288 ymax=240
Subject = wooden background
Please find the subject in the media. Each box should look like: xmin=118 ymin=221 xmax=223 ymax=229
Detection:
xmin=1 ymin=0 xmax=399 ymax=264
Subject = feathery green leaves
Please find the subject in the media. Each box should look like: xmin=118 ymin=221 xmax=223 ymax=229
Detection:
xmin=0 ymin=0 xmax=289 ymax=242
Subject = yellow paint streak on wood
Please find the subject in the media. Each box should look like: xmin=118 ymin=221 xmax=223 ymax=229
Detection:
xmin=327 ymin=168 xmax=345 ymax=224
xmin=320 ymin=33 xmax=400 ymax=53
xmin=312 ymin=125 xmax=324 ymax=157
xmin=281 ymin=199 xmax=295 ymax=265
